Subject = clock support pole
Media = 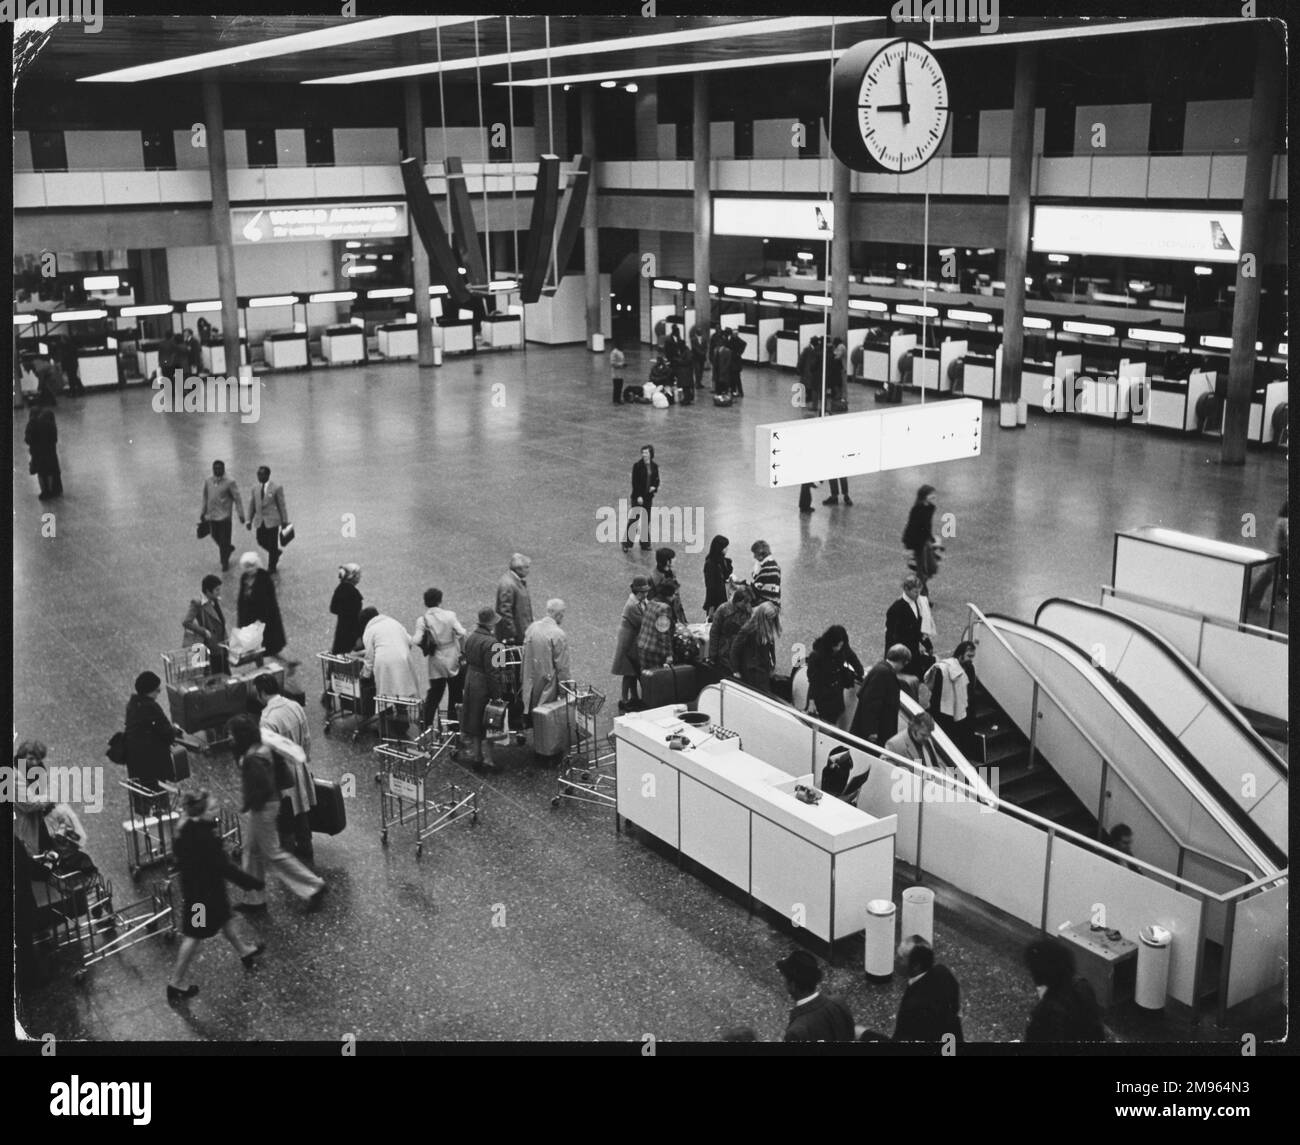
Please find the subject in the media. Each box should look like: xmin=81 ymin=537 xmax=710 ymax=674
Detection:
xmin=998 ymin=45 xmax=1038 ymax=431
xmin=829 ymin=155 xmax=852 ymax=403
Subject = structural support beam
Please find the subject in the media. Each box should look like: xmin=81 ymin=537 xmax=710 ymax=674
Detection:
xmin=202 ymin=80 xmax=241 ymax=381
xmin=400 ymin=158 xmax=473 ymax=308
xmin=581 ymin=87 xmax=601 ymax=346
xmin=520 ymin=156 xmax=561 ymax=303
xmin=999 ymin=45 xmax=1037 ymax=428
xmin=692 ymin=74 xmax=712 ymax=337
xmin=830 ymin=155 xmax=851 ymax=356
xmin=1221 ymin=27 xmax=1282 ymax=465
xmin=404 ymin=80 xmax=436 ymax=367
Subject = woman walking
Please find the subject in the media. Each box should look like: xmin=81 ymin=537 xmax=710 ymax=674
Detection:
xmin=902 ymin=484 xmax=940 ymax=595
xmin=805 ymin=625 xmax=865 ymax=729
xmin=702 ymin=535 xmax=733 ymax=619
xmin=237 ymin=552 xmax=287 ymax=658
xmin=611 ymin=576 xmax=651 ymax=711
xmin=329 ymin=564 xmax=364 ymax=654
xmin=24 ymin=397 xmax=62 ymax=501
xmin=457 ymin=607 xmax=505 ymax=772
xmin=166 ymin=788 xmax=265 ymax=1003
xmin=731 ymin=602 xmax=782 ymax=695
xmin=414 ymin=588 xmax=467 ymax=727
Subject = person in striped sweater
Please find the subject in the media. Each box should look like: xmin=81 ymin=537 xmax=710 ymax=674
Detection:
xmin=747 ymin=540 xmax=782 ymax=609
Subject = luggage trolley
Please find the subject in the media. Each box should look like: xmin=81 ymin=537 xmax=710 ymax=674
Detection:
xmin=495 ymin=642 xmax=528 ymax=746
xmin=119 ymin=779 xmax=182 ymax=878
xmin=161 ymin=644 xmax=241 ymax=751
xmin=375 ymin=694 xmax=424 ymax=743
xmin=318 ymin=651 xmax=378 ymax=741
xmin=375 ymin=727 xmax=480 ymax=858
xmin=552 ymin=681 xmax=617 ymax=810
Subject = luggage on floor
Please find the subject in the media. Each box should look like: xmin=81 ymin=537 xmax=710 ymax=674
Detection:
xmin=531 ymin=698 xmax=570 ymax=757
xmin=640 ymin=664 xmax=700 ymax=708
xmin=875 ymin=381 xmax=903 ymax=404
xmin=308 ymin=778 xmax=347 ymax=836
xmin=167 ymin=675 xmax=248 ymax=733
xmin=713 ymin=391 xmax=734 ymax=407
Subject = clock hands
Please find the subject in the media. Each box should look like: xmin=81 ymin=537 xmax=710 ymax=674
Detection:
xmin=897 ymin=55 xmax=911 ymax=127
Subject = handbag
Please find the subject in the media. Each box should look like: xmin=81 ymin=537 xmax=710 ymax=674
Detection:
xmin=106 ymin=731 xmax=127 ymax=764
xmin=196 ymin=519 xmax=211 ymax=539
xmin=483 ymin=699 xmax=508 ymax=738
xmin=279 ymin=523 xmax=295 ymax=547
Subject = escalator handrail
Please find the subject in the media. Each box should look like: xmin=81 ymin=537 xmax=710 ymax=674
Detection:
xmin=1100 ymin=584 xmax=1288 ymax=644
xmin=966 ymin=603 xmax=1262 ymax=884
xmin=1036 ymin=597 xmax=1286 ymax=780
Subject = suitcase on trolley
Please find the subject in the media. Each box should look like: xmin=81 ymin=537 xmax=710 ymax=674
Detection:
xmin=167 ymin=675 xmax=247 ymax=732
xmin=531 ymin=698 xmax=570 ymax=757
xmin=309 ymin=779 xmax=347 ymax=836
xmin=640 ymin=664 xmax=700 ymax=708
xmin=165 ymin=742 xmax=191 ymax=783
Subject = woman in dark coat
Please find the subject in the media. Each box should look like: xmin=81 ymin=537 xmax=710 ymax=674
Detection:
xmin=166 ymin=788 xmax=264 ymax=1003
xmin=805 ymin=625 xmax=865 ymax=728
xmin=707 ymin=588 xmax=752 ymax=676
xmin=702 ymin=534 xmax=733 ymax=619
xmin=329 ymin=563 xmax=364 ymax=654
xmin=902 ymin=484 xmax=939 ymax=594
xmin=124 ymin=670 xmax=181 ymax=813
xmin=731 ymin=602 xmax=781 ymax=695
xmin=611 ymin=576 xmax=651 ymax=711
xmin=650 ymin=546 xmax=688 ymax=625
xmin=457 ymin=607 xmax=504 ymax=772
xmin=24 ymin=399 xmax=62 ymax=501
xmin=236 ymin=552 xmax=287 ymax=656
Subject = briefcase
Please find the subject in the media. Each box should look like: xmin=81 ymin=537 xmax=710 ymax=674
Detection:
xmin=308 ymin=778 xmax=347 ymax=836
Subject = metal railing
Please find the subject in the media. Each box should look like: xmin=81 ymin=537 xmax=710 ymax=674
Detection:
xmin=1101 ymin=584 xmax=1289 ymax=646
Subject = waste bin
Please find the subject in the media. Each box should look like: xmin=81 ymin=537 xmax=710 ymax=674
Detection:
xmin=864 ymin=899 xmax=896 ymax=981
xmin=1135 ymin=924 xmax=1172 ymax=1010
xmin=591 ymin=332 xmax=605 ymax=353
xmin=900 ymin=886 xmax=934 ymax=947
xmin=433 ymin=346 xmax=444 ymax=367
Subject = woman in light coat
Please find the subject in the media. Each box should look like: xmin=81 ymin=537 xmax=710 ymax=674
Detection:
xmin=415 ymin=587 xmax=467 ymax=725
xmin=359 ymin=607 xmax=425 ymax=704
xmin=611 ymin=576 xmax=651 ymax=712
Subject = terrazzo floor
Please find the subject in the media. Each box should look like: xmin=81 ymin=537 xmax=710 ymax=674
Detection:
xmin=11 ymin=344 xmax=1288 ymax=1044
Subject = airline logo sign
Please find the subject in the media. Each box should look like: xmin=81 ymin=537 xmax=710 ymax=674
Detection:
xmin=1031 ymin=206 xmax=1243 ymax=264
xmin=232 ymin=202 xmax=409 ymax=245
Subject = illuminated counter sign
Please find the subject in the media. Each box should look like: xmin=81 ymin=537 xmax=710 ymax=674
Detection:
xmin=1032 ymin=206 xmax=1243 ymax=264
xmin=713 ymin=198 xmax=834 ymax=242
xmin=755 ymin=398 xmax=982 ymax=488
xmin=232 ymin=202 xmax=410 ymax=245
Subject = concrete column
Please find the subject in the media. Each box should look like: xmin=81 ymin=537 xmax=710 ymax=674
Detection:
xmin=404 ymin=79 xmax=436 ymax=367
xmin=830 ymin=156 xmax=851 ymax=349
xmin=999 ymin=45 xmax=1037 ymax=427
xmin=202 ymin=81 xmax=242 ymax=379
xmin=692 ymin=74 xmax=712 ymax=335
xmin=634 ymin=79 xmax=659 ymax=159
xmin=1222 ymin=28 xmax=1281 ymax=465
xmin=581 ymin=87 xmax=601 ymax=345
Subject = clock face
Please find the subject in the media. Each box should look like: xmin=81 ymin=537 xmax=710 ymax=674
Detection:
xmin=833 ymin=38 xmax=949 ymax=174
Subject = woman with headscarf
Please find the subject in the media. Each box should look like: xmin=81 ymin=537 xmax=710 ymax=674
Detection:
xmin=123 ymin=670 xmax=184 ymax=814
xmin=457 ymin=606 xmax=505 ymax=772
xmin=236 ymin=552 xmax=287 ymax=658
xmin=650 ymin=546 xmax=688 ymax=625
xmin=24 ymin=396 xmax=62 ymax=501
xmin=166 ymin=787 xmax=265 ymax=1004
xmin=702 ymin=534 xmax=733 ymax=620
xmin=611 ymin=575 xmax=651 ymax=712
xmin=731 ymin=602 xmax=782 ymax=695
xmin=329 ymin=564 xmax=364 ymax=654
xmin=359 ymin=606 xmax=425 ymax=735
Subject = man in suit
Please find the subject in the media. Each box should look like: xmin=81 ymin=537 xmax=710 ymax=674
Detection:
xmin=495 ymin=553 xmax=534 ymax=643
xmin=689 ymin=323 xmax=709 ymax=392
xmin=727 ymin=329 xmax=746 ymax=397
xmin=778 ymin=949 xmax=855 ymax=1042
xmin=885 ymin=574 xmax=934 ymax=680
xmin=623 ymin=445 xmax=661 ymax=552
xmin=893 ymin=936 xmax=963 ymax=1043
xmin=885 ymin=711 xmax=946 ymax=771
xmin=247 ymin=465 xmax=290 ymax=573
xmin=850 ymin=645 xmax=911 ymax=745
xmin=182 ymin=574 xmax=229 ymax=675
xmin=200 ymin=459 xmax=245 ymax=571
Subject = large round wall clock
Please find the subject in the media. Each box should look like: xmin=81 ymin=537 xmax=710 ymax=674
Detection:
xmin=831 ymin=38 xmax=950 ymax=174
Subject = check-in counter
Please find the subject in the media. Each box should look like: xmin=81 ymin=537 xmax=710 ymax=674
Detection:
xmin=321 ymin=324 xmax=366 ymax=365
xmin=904 ymin=346 xmax=943 ymax=392
xmin=962 ymin=351 xmax=998 ymax=400
xmin=139 ymin=340 xmax=165 ymax=380
xmin=1239 ymin=380 xmax=1288 ymax=445
xmin=1013 ymin=347 xmax=1059 ymax=412
xmin=1147 ymin=371 xmax=1213 ymax=434
xmin=432 ymin=318 xmax=475 ymax=354
xmin=756 ymin=316 xmax=784 ymax=363
xmin=262 ymin=330 xmax=309 ymax=370
xmin=78 ymin=347 xmax=121 ymax=389
xmin=614 ymin=705 xmax=896 ymax=943
xmin=736 ymin=324 xmax=759 ymax=364
xmin=859 ymin=335 xmax=891 ymax=384
xmin=775 ymin=330 xmax=800 ymax=370
xmin=481 ymin=314 xmax=522 ymax=349
xmin=201 ymin=340 xmax=249 ymax=375
xmin=377 ymin=322 xmax=418 ymax=359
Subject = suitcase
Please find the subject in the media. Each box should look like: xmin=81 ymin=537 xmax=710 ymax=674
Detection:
xmin=308 ymin=778 xmax=347 ymax=836
xmin=167 ymin=676 xmax=248 ymax=732
xmin=166 ymin=742 xmax=191 ymax=783
xmin=640 ymin=664 xmax=700 ymax=708
xmin=875 ymin=381 xmax=903 ymax=404
xmin=530 ymin=698 xmax=570 ymax=757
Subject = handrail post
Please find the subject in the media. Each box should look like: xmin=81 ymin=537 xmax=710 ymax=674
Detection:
xmin=1026 ymin=682 xmax=1040 ymax=770
xmin=1189 ymin=894 xmax=1210 ymax=1028
xmin=1094 ymin=759 xmax=1109 ymax=837
xmin=1040 ymin=825 xmax=1055 ymax=932
xmin=1216 ymin=897 xmax=1238 ymax=1028
xmin=914 ymin=790 xmax=925 ymax=886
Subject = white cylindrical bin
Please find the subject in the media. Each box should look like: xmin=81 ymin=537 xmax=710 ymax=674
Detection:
xmin=900 ymin=886 xmax=935 ymax=947
xmin=432 ymin=346 xmax=443 ymax=366
xmin=591 ymin=332 xmax=605 ymax=353
xmin=864 ymin=899 xmax=896 ymax=981
xmin=1016 ymin=394 xmax=1029 ymax=426
xmin=1135 ymin=925 xmax=1172 ymax=1010
xmin=999 ymin=400 xmax=1018 ymax=428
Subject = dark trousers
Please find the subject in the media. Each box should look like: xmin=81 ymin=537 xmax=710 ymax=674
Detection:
xmin=626 ymin=499 xmax=654 ymax=549
xmin=36 ymin=469 xmax=63 ymax=498
xmin=256 ymin=524 xmax=281 ymax=571
xmin=426 ymin=670 xmax=465 ymax=722
xmin=612 ymin=376 xmax=624 ymax=404
xmin=210 ymin=517 xmax=234 ymax=564
xmin=731 ymin=370 xmax=744 ymax=397
xmin=676 ymin=365 xmax=694 ymax=404
xmin=825 ymin=478 xmax=849 ymax=499
xmin=692 ymin=355 xmax=705 ymax=387
xmin=799 ymin=484 xmax=815 ymax=511
xmin=277 ymin=798 xmax=314 ymax=867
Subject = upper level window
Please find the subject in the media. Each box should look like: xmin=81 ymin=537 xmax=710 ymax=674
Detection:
xmin=30 ymin=130 xmax=67 ymax=172
xmin=141 ymin=128 xmax=177 ymax=171
xmin=246 ymin=127 xmax=277 ymax=168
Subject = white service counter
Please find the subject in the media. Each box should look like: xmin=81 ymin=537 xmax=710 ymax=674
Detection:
xmin=263 ymin=332 xmax=309 ymax=370
xmin=377 ymin=323 xmax=418 ymax=359
xmin=481 ymin=315 xmax=522 ymax=349
xmin=201 ymin=341 xmax=249 ymax=375
xmin=433 ymin=320 xmax=476 ymax=354
xmin=78 ymin=348 xmax=120 ymax=389
xmin=321 ymin=326 xmax=366 ymax=365
xmin=614 ymin=706 xmax=896 ymax=943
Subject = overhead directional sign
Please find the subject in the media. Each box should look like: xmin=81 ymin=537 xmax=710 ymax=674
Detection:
xmin=755 ymin=398 xmax=982 ymax=488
